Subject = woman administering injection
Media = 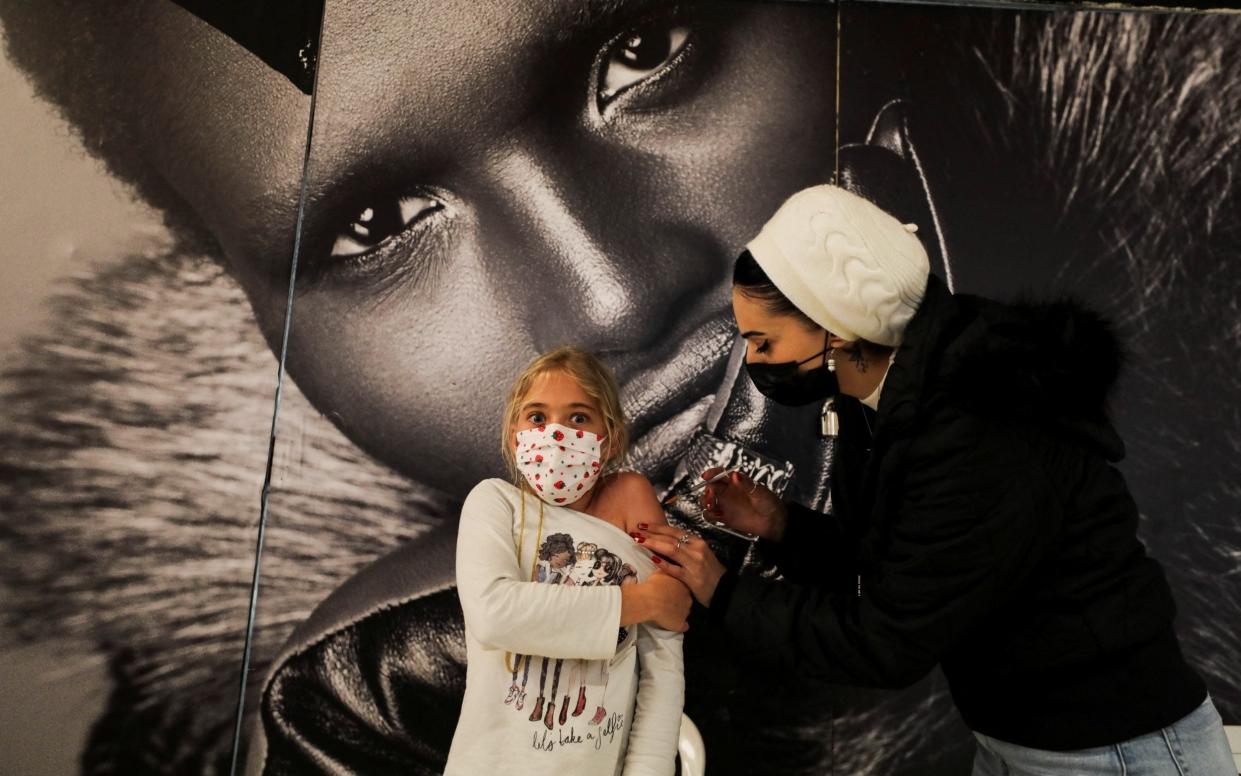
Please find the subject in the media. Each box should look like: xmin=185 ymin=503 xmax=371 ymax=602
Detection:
xmin=636 ymin=185 xmax=1235 ymax=775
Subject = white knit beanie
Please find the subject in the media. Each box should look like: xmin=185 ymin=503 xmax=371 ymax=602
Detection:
xmin=745 ymin=185 xmax=930 ymax=347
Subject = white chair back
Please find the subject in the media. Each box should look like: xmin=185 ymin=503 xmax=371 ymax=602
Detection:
xmin=677 ymin=713 xmax=706 ymax=776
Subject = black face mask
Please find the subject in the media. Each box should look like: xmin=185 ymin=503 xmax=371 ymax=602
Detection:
xmin=745 ymin=333 xmax=839 ymax=407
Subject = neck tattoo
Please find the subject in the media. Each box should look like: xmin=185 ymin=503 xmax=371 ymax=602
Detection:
xmin=849 ymin=347 xmax=868 ymax=373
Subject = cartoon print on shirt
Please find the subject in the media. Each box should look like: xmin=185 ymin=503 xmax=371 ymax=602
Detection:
xmin=535 ymin=533 xmax=576 ymax=585
xmin=516 ymin=532 xmax=577 ymax=722
xmin=505 ymin=652 xmax=532 ymax=710
xmin=566 ymin=541 xmax=598 ymax=585
xmin=507 ymin=531 xmax=638 ymax=732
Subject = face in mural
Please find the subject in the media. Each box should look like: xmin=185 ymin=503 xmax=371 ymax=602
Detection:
xmin=111 ymin=0 xmax=840 ymax=497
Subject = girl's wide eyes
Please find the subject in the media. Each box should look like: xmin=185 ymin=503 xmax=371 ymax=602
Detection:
xmin=524 ymin=412 xmax=590 ymax=425
xmin=597 ymin=19 xmax=691 ymax=106
xmin=330 ymin=194 xmax=442 ymax=259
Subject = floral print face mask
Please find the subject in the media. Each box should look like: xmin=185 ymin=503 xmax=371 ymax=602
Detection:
xmin=515 ymin=423 xmax=605 ymax=506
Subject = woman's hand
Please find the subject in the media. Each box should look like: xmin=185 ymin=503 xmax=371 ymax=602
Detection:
xmin=633 ymin=524 xmax=728 ymax=607
xmin=622 ymin=572 xmax=692 ymax=632
xmin=699 ymin=467 xmax=788 ymax=541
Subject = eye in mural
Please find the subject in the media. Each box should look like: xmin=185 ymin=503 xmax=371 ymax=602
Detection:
xmin=597 ymin=17 xmax=693 ymax=105
xmin=329 ymin=194 xmax=444 ymax=260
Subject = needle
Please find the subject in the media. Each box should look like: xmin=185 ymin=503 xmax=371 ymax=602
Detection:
xmin=661 ymin=469 xmax=736 ymax=506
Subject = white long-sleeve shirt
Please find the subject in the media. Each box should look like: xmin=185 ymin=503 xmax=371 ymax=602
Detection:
xmin=446 ymin=478 xmax=684 ymax=776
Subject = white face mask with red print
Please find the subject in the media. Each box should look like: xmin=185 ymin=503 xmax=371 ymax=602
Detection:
xmin=515 ymin=423 xmax=605 ymax=505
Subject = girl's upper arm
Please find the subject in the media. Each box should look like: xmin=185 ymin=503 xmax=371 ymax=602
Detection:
xmin=615 ymin=471 xmax=668 ymax=531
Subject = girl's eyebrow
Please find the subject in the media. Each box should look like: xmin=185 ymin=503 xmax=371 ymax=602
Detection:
xmin=519 ymin=401 xmax=597 ymax=410
xmin=739 ymin=330 xmax=766 ymax=338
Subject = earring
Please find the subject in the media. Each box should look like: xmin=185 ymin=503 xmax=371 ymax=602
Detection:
xmin=827 ymin=349 xmax=837 ymax=373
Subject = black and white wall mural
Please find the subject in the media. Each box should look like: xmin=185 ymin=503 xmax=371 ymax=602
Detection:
xmin=1 ymin=1 xmax=1236 ymax=773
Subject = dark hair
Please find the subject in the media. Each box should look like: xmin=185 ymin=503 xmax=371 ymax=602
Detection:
xmin=732 ymin=249 xmax=819 ymax=330
xmin=538 ymin=533 xmax=574 ymax=561
xmin=591 ymin=549 xmax=617 ymax=577
xmin=733 ymin=249 xmax=895 ymax=359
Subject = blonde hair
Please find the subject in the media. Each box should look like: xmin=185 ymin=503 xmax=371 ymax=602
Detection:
xmin=500 ymin=346 xmax=629 ymax=484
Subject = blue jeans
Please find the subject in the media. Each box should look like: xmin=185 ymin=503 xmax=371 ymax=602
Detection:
xmin=971 ymin=696 xmax=1236 ymax=776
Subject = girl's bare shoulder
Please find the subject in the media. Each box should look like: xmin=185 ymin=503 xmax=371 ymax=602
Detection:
xmin=599 ymin=470 xmax=667 ymax=530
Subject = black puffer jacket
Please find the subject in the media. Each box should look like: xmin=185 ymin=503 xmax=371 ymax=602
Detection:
xmin=710 ymin=273 xmax=1207 ymax=750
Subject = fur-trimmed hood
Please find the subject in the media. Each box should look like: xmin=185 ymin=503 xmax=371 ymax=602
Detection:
xmin=0 ymin=250 xmax=454 ymax=774
xmin=937 ymin=288 xmax=1128 ymax=461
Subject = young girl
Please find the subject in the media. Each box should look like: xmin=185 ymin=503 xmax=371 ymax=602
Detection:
xmin=445 ymin=347 xmax=689 ymax=776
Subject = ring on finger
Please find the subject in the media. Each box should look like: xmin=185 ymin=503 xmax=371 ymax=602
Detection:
xmin=677 ymin=531 xmax=692 ymax=547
